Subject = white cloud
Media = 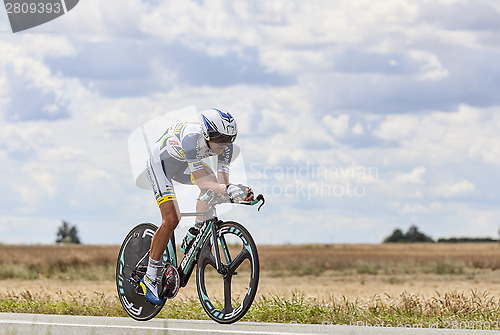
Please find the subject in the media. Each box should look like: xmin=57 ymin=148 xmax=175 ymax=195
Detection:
xmin=352 ymin=122 xmax=364 ymax=135
xmin=41 ymin=146 xmax=87 ymax=162
xmin=373 ymin=105 xmax=500 ymax=166
xmin=395 ymin=167 xmax=426 ymax=185
xmin=399 ymin=203 xmax=431 ymax=214
xmin=432 ymin=179 xmax=476 ymax=198
xmin=374 ymin=114 xmax=417 ymax=141
xmin=409 ymin=50 xmax=449 ymax=81
xmin=1 ymin=0 xmax=500 ymax=244
xmin=323 ymin=114 xmax=350 ymax=138
xmin=0 ymin=40 xmax=71 ymax=122
xmin=20 ymin=35 xmax=76 ymax=58
xmin=0 ymin=123 xmax=55 ymax=157
xmin=401 ymin=201 xmax=443 ymax=214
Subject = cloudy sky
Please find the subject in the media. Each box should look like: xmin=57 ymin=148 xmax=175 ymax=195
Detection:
xmin=1 ymin=0 xmax=500 ymax=245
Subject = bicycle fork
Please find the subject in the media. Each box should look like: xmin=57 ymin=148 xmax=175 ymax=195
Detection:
xmin=211 ymin=220 xmax=227 ymax=276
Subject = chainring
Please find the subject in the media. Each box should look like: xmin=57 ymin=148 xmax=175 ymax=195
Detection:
xmin=160 ymin=264 xmax=180 ymax=300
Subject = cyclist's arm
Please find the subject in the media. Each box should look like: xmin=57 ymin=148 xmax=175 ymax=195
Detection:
xmin=195 ymin=144 xmax=231 ymax=193
xmin=180 ymin=132 xmax=226 ymax=193
xmin=216 ymin=145 xmax=232 ymax=182
xmin=218 ymin=171 xmax=230 ymax=185
xmin=214 ymin=145 xmax=252 ymax=201
xmin=191 ymin=169 xmax=227 ymax=194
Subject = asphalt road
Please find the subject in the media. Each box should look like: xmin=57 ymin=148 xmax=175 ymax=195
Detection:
xmin=1 ymin=313 xmax=499 ymax=335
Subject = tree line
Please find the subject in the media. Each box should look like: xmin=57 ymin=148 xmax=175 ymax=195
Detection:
xmin=383 ymin=225 xmax=498 ymax=243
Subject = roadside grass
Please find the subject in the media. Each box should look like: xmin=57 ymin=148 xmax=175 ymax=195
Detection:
xmin=246 ymin=290 xmax=500 ymax=328
xmin=0 ymin=290 xmax=125 ymax=317
xmin=1 ymin=290 xmax=499 ymax=329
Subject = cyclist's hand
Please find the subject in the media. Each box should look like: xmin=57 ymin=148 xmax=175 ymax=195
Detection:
xmin=226 ymin=184 xmax=254 ymax=203
xmin=242 ymin=185 xmax=254 ymax=201
xmin=226 ymin=184 xmax=245 ymax=203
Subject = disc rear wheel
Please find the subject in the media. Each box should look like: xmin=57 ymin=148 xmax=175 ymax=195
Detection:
xmin=116 ymin=223 xmax=165 ymax=321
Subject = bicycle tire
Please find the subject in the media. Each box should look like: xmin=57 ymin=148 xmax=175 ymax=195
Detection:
xmin=116 ymin=223 xmax=165 ymax=321
xmin=196 ymin=221 xmax=259 ymax=324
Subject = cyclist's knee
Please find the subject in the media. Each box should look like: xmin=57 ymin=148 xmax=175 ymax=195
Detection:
xmin=158 ymin=200 xmax=181 ymax=229
xmin=161 ymin=207 xmax=180 ymax=228
xmin=161 ymin=213 xmax=179 ymax=230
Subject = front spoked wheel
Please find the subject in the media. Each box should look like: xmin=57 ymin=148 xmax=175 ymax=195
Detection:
xmin=196 ymin=221 xmax=259 ymax=324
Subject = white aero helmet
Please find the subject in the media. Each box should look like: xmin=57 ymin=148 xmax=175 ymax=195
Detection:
xmin=200 ymin=108 xmax=238 ymax=144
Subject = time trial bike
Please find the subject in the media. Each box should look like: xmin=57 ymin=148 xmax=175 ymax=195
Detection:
xmin=116 ymin=190 xmax=265 ymax=324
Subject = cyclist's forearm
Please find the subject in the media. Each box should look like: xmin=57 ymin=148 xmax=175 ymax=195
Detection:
xmin=197 ymin=180 xmax=227 ymax=194
xmin=218 ymin=171 xmax=230 ymax=185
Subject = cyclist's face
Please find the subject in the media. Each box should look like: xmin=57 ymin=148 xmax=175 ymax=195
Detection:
xmin=208 ymin=140 xmax=229 ymax=154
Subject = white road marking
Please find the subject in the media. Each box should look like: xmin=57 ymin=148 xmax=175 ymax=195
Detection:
xmin=0 ymin=318 xmax=320 ymax=335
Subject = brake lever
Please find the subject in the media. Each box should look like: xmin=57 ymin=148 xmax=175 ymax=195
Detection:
xmin=245 ymin=194 xmax=265 ymax=211
xmin=256 ymin=194 xmax=265 ymax=211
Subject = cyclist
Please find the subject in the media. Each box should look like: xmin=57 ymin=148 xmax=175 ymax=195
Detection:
xmin=141 ymin=108 xmax=254 ymax=305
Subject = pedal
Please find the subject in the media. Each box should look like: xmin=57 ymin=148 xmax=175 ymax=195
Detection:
xmin=129 ymin=272 xmax=143 ymax=286
xmin=134 ymin=285 xmax=145 ymax=296
xmin=129 ymin=265 xmax=147 ymax=284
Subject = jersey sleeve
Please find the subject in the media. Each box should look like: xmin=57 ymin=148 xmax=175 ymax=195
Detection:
xmin=217 ymin=144 xmax=233 ymax=174
xmin=182 ymin=133 xmax=205 ymax=173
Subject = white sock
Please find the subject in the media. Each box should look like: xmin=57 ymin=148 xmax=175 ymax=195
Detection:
xmin=146 ymin=257 xmax=160 ymax=281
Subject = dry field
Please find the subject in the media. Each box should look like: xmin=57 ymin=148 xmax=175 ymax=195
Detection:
xmin=1 ymin=243 xmax=500 ymax=302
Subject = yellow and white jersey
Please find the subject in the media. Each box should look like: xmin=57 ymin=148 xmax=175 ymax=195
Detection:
xmin=145 ymin=122 xmax=233 ymax=206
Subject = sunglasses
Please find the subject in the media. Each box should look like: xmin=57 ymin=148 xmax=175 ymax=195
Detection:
xmin=209 ymin=133 xmax=236 ymax=144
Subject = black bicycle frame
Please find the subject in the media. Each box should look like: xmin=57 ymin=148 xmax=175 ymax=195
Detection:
xmin=160 ymin=193 xmax=264 ymax=288
xmin=165 ymin=213 xmax=225 ymax=288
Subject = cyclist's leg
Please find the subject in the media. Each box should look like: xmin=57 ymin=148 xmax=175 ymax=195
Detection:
xmin=146 ymin=156 xmax=181 ymax=262
xmin=143 ymin=156 xmax=181 ymax=304
xmin=150 ymin=200 xmax=180 ymax=261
